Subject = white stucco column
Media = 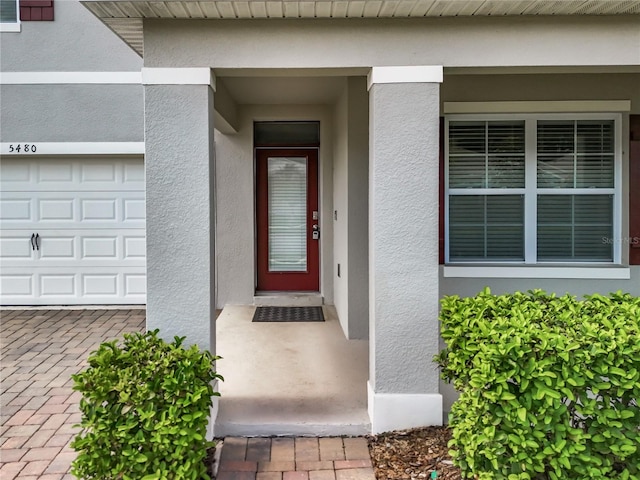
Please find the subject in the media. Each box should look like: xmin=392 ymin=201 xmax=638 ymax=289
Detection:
xmin=367 ymin=66 xmax=443 ymax=433
xmin=142 ymin=68 xmax=216 ymax=352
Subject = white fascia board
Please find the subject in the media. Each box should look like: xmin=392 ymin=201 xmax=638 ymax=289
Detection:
xmin=0 ymin=72 xmax=141 ymax=84
xmin=141 ymin=68 xmax=216 ymax=90
xmin=443 ymin=266 xmax=631 ymax=279
xmin=1 ymin=142 xmax=145 ymax=155
xmin=367 ymin=66 xmax=443 ymax=90
xmin=443 ymin=100 xmax=632 ymax=114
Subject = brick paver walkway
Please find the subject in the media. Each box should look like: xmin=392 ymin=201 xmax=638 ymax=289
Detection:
xmin=0 ymin=309 xmax=146 ymax=479
xmin=217 ymin=437 xmax=375 ymax=480
xmin=0 ymin=309 xmax=376 ymax=480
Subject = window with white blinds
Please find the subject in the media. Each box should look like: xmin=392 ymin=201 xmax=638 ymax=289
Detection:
xmin=267 ymin=157 xmax=308 ymax=272
xmin=446 ymin=115 xmax=620 ymax=264
xmin=0 ymin=0 xmax=18 ymax=23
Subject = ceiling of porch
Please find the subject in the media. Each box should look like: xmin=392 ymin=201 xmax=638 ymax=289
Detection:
xmin=219 ymin=75 xmax=348 ymax=105
xmin=81 ymin=0 xmax=640 ymax=56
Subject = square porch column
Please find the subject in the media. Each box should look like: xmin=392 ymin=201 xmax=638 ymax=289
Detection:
xmin=367 ymin=66 xmax=443 ymax=434
xmin=142 ymin=68 xmax=216 ymax=354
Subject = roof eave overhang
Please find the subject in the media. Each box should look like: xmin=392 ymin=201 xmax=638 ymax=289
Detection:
xmin=81 ymin=0 xmax=640 ymax=57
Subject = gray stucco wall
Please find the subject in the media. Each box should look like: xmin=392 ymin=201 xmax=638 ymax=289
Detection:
xmin=143 ymin=16 xmax=639 ymax=69
xmin=441 ymin=73 xmax=640 ymax=113
xmin=332 ymin=76 xmax=369 ymax=340
xmin=144 ymin=83 xmax=216 ymax=352
xmin=1 ymin=0 xmax=141 ymax=72
xmin=333 ymin=82 xmax=350 ymax=334
xmin=346 ymin=77 xmax=370 ymax=340
xmin=0 ymin=84 xmax=143 ymax=142
xmin=1 ymin=0 xmax=143 ymax=144
xmin=369 ymin=80 xmax=441 ymax=394
xmin=212 ymin=117 xmax=255 ymax=307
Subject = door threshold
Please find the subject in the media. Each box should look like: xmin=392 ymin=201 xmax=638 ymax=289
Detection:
xmin=254 ymin=292 xmax=323 ymax=307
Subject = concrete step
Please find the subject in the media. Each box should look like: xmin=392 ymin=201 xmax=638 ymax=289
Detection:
xmin=253 ymin=293 xmax=323 ymax=306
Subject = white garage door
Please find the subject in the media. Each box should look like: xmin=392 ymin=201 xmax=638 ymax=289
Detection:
xmin=0 ymin=157 xmax=146 ymax=305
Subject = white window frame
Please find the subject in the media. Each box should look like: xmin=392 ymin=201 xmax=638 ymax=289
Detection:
xmin=0 ymin=0 xmax=20 ymax=32
xmin=444 ymin=112 xmax=623 ymax=266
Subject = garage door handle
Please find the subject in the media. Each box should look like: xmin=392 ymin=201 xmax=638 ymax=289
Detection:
xmin=35 ymin=234 xmax=40 ymax=251
xmin=31 ymin=233 xmax=36 ymax=251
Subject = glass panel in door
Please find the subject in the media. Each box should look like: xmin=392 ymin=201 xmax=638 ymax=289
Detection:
xmin=268 ymin=157 xmax=308 ymax=272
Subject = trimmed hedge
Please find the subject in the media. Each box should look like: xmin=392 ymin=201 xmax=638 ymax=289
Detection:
xmin=436 ymin=289 xmax=640 ymax=480
xmin=71 ymin=330 xmax=222 ymax=480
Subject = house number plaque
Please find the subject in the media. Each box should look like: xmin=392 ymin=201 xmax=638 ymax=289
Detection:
xmin=3 ymin=144 xmax=38 ymax=154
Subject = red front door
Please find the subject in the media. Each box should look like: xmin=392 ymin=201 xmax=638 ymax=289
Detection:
xmin=256 ymin=149 xmax=320 ymax=291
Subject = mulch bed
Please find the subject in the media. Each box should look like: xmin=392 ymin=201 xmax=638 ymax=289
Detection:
xmin=367 ymin=426 xmax=462 ymax=480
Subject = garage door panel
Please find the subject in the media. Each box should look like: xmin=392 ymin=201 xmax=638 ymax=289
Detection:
xmin=0 ymin=235 xmax=34 ymax=259
xmin=39 ymin=237 xmax=76 ymax=259
xmin=1 ymin=274 xmax=33 ymax=296
xmin=82 ymin=274 xmax=118 ymax=296
xmin=2 ymin=192 xmax=144 ymax=228
xmin=81 ymin=198 xmax=117 ymax=221
xmin=0 ymin=198 xmax=32 ymax=221
xmin=41 ymin=274 xmax=76 ymax=297
xmin=82 ymin=237 xmax=118 ymax=259
xmin=38 ymin=162 xmax=74 ymax=183
xmin=124 ymin=274 xmax=146 ymax=296
xmin=1 ymin=267 xmax=146 ymax=305
xmin=39 ymin=199 xmax=75 ymax=222
xmin=1 ymin=158 xmax=144 ymax=192
xmin=38 ymin=230 xmax=144 ymax=265
xmin=80 ymin=162 xmax=117 ymax=183
xmin=1 ymin=162 xmax=31 ymax=182
xmin=123 ymin=161 xmax=144 ymax=183
xmin=2 ymin=230 xmax=145 ymax=266
xmin=1 ymin=157 xmax=146 ymax=305
xmin=124 ymin=236 xmax=145 ymax=259
xmin=124 ymin=199 xmax=145 ymax=221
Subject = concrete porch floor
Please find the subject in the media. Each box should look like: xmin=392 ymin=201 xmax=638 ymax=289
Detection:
xmin=215 ymin=305 xmax=371 ymax=437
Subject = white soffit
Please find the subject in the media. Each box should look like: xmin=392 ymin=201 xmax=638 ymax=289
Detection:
xmin=81 ymin=0 xmax=640 ymax=56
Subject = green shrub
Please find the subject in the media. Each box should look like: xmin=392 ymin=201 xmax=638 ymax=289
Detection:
xmin=71 ymin=329 xmax=222 ymax=480
xmin=436 ymin=288 xmax=640 ymax=480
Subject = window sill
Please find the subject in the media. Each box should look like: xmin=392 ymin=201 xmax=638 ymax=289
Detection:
xmin=442 ymin=265 xmax=631 ymax=279
xmin=0 ymin=23 xmax=21 ymax=32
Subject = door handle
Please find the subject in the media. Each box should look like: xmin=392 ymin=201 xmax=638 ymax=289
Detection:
xmin=31 ymin=233 xmax=36 ymax=251
xmin=35 ymin=233 xmax=40 ymax=251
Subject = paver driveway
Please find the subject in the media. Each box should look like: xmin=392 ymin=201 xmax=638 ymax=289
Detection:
xmin=0 ymin=309 xmax=375 ymax=480
xmin=0 ymin=309 xmax=145 ymax=479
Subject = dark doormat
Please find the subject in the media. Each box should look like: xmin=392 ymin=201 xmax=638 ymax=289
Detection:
xmin=252 ymin=306 xmax=325 ymax=323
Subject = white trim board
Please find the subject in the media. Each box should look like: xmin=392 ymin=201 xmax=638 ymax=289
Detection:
xmin=0 ymin=23 xmax=20 ymax=33
xmin=444 ymin=100 xmax=632 ymax=114
xmin=0 ymin=72 xmax=142 ymax=84
xmin=141 ymin=68 xmax=216 ymax=90
xmin=1 ymin=142 xmax=144 ymax=155
xmin=367 ymin=382 xmax=443 ymax=434
xmin=443 ymin=266 xmax=631 ymax=279
xmin=368 ymin=66 xmax=443 ymax=90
